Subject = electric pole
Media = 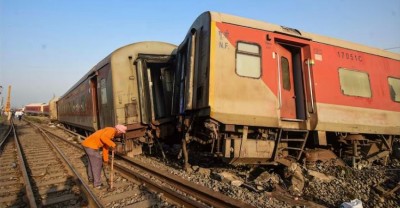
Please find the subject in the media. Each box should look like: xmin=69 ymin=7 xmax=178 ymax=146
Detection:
xmin=5 ymin=85 xmax=11 ymax=114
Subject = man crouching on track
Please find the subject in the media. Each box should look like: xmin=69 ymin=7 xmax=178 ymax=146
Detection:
xmin=82 ymin=124 xmax=127 ymax=189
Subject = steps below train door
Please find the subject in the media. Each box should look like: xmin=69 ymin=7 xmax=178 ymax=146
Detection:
xmin=275 ymin=129 xmax=309 ymax=161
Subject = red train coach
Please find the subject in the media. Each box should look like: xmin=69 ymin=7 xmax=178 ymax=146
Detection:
xmin=43 ymin=104 xmax=50 ymax=116
xmin=24 ymin=103 xmax=49 ymax=116
xmin=173 ymin=11 xmax=400 ymax=167
xmin=57 ymin=42 xmax=177 ymax=157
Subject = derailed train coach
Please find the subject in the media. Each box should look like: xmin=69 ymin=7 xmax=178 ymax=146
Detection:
xmin=49 ymin=96 xmax=60 ymax=121
xmin=173 ymin=11 xmax=400 ymax=167
xmin=57 ymin=42 xmax=177 ymax=157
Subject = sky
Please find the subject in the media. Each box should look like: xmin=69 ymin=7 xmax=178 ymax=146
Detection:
xmin=1 ymin=0 xmax=400 ymax=108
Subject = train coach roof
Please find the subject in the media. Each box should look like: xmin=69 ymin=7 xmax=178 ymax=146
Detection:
xmin=60 ymin=41 xmax=177 ymax=98
xmin=25 ymin=103 xmax=47 ymax=106
xmin=207 ymin=11 xmax=400 ymax=61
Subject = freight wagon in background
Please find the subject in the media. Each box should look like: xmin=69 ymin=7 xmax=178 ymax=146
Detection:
xmin=173 ymin=11 xmax=400 ymax=168
xmin=57 ymin=41 xmax=177 ymax=157
xmin=24 ymin=103 xmax=50 ymax=116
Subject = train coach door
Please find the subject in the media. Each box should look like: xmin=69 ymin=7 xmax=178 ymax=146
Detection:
xmin=135 ymin=55 xmax=175 ymax=124
xmin=277 ymin=44 xmax=296 ymax=119
xmin=276 ymin=43 xmax=306 ymax=120
xmin=89 ymin=75 xmax=100 ymax=130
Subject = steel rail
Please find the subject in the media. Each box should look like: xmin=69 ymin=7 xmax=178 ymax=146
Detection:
xmin=114 ymin=163 xmax=209 ymax=208
xmin=120 ymin=155 xmax=256 ymax=208
xmin=0 ymin=120 xmax=13 ymax=150
xmin=11 ymin=119 xmax=37 ymax=207
xmin=26 ymin=120 xmax=103 ymax=208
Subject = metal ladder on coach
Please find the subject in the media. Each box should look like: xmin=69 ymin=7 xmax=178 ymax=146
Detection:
xmin=274 ymin=129 xmax=309 ymax=161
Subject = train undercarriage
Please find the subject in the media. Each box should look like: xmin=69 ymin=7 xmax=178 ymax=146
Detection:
xmin=62 ymin=116 xmax=398 ymax=171
xmin=177 ymin=117 xmax=398 ymax=169
xmin=113 ymin=121 xmax=177 ymax=158
xmin=327 ymin=133 xmax=395 ymax=169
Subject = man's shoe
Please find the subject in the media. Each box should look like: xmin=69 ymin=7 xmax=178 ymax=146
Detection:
xmin=95 ymin=184 xmax=104 ymax=189
xmin=88 ymin=178 xmax=94 ymax=183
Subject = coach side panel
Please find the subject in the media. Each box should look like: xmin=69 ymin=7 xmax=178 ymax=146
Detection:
xmin=311 ymin=43 xmax=400 ymax=134
xmin=25 ymin=106 xmax=42 ymax=115
xmin=58 ymin=79 xmax=96 ymax=131
xmin=206 ymin=21 xmax=316 ymax=129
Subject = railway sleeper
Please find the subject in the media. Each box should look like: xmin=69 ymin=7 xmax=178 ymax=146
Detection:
xmin=0 ymin=194 xmax=20 ymax=204
xmin=102 ymin=189 xmax=142 ymax=204
xmin=374 ymin=180 xmax=400 ymax=199
xmin=40 ymin=194 xmax=78 ymax=207
xmin=0 ymin=185 xmax=22 ymax=196
xmin=127 ymin=199 xmax=158 ymax=208
xmin=0 ymin=180 xmax=22 ymax=187
xmin=37 ymin=184 xmax=71 ymax=195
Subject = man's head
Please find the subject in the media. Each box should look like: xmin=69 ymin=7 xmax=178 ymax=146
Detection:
xmin=115 ymin=124 xmax=127 ymax=136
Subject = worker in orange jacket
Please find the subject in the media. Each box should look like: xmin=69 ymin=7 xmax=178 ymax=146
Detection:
xmin=82 ymin=124 xmax=127 ymax=188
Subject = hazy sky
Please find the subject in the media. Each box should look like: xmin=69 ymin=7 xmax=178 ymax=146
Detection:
xmin=1 ymin=0 xmax=400 ymax=108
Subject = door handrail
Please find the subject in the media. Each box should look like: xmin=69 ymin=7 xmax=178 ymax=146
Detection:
xmin=306 ymin=59 xmax=315 ymax=112
xmin=277 ymin=53 xmax=282 ymax=109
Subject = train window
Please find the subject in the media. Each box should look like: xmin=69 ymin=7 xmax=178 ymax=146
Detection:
xmin=388 ymin=77 xmax=400 ymax=102
xmin=236 ymin=42 xmax=261 ymax=78
xmin=339 ymin=68 xmax=371 ymax=98
xmin=100 ymin=78 xmax=107 ymax=104
xmin=281 ymin=56 xmax=291 ymax=91
xmin=81 ymin=95 xmax=85 ymax=112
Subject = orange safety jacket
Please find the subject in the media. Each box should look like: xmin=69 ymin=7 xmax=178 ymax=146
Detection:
xmin=82 ymin=127 xmax=117 ymax=162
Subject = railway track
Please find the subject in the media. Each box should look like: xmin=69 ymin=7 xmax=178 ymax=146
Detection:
xmin=32 ymin=120 xmax=256 ymax=208
xmin=34 ymin=124 xmax=161 ymax=207
xmin=2 ymin=118 xmax=327 ymax=208
xmin=0 ymin=119 xmax=31 ymax=207
xmin=0 ymin=119 xmax=97 ymax=207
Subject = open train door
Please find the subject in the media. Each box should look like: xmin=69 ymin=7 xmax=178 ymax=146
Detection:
xmin=276 ymin=43 xmax=307 ymax=121
xmin=274 ymin=42 xmax=311 ymax=161
xmin=135 ymin=54 xmax=176 ymax=128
